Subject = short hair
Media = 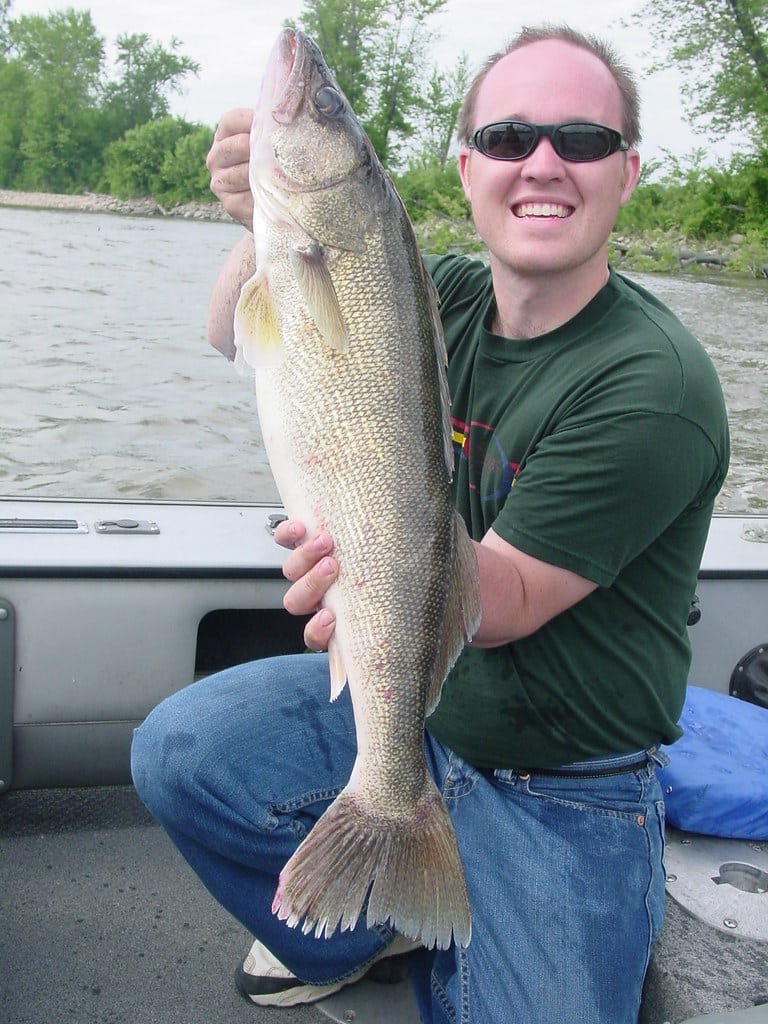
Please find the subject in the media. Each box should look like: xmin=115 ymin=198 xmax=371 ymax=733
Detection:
xmin=456 ymin=24 xmax=642 ymax=148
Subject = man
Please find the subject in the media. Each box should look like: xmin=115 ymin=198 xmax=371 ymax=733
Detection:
xmin=131 ymin=25 xmax=729 ymax=1024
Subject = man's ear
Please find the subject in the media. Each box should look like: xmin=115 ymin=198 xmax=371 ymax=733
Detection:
xmin=458 ymin=148 xmax=472 ymax=202
xmin=619 ymin=149 xmax=641 ymax=207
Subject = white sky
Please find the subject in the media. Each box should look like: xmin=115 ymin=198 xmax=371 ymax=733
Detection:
xmin=8 ymin=0 xmax=749 ymax=166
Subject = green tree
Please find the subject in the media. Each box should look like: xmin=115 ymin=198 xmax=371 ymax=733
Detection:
xmin=288 ymin=0 xmax=379 ymax=117
xmin=0 ymin=56 xmax=28 ymax=186
xmin=9 ymin=7 xmax=105 ymax=190
xmin=100 ymin=32 xmax=200 ymax=139
xmin=632 ymin=0 xmax=768 ymax=146
xmin=156 ymin=124 xmax=215 ymax=206
xmin=0 ymin=0 xmax=12 ymax=53
xmin=290 ymin=0 xmax=448 ymax=166
xmin=418 ymin=54 xmax=470 ymax=167
xmin=101 ymin=116 xmax=193 ymax=198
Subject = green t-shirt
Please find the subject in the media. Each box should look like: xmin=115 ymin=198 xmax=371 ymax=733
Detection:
xmin=424 ymin=254 xmax=730 ymax=770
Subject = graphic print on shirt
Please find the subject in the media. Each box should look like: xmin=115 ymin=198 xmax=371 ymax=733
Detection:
xmin=451 ymin=416 xmax=520 ymax=504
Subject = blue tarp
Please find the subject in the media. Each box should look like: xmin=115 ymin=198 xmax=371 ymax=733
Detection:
xmin=659 ymin=685 xmax=768 ymax=840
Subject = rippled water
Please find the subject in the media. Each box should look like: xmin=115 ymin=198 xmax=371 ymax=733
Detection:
xmin=1 ymin=207 xmax=766 ymax=511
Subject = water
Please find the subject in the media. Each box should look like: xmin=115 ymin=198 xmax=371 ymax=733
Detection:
xmin=1 ymin=207 xmax=766 ymax=512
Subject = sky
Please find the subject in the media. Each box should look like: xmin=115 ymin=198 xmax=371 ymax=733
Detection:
xmin=8 ymin=0 xmax=749 ymax=167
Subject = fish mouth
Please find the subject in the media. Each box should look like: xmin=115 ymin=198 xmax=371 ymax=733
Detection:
xmin=267 ymin=28 xmax=312 ymax=126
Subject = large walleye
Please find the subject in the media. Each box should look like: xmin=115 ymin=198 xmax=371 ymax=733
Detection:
xmin=234 ymin=28 xmax=481 ymax=951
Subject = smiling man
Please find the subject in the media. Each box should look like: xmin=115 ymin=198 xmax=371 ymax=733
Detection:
xmin=132 ymin=24 xmax=730 ymax=1024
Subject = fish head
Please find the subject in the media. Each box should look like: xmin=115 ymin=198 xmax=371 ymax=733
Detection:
xmin=250 ymin=29 xmax=387 ymax=251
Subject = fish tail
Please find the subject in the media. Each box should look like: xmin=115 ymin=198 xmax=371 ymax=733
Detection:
xmin=272 ymin=780 xmax=471 ymax=950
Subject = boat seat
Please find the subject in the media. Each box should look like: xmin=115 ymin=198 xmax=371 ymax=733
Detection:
xmin=658 ymin=685 xmax=768 ymax=840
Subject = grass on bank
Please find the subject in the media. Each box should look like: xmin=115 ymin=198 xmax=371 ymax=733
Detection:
xmin=397 ymin=149 xmax=768 ymax=278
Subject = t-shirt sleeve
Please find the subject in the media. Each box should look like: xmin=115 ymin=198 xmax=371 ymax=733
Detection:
xmin=491 ymin=408 xmax=724 ymax=587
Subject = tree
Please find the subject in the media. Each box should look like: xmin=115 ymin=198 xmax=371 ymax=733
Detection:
xmin=632 ymin=0 xmax=768 ymax=146
xmin=100 ymin=32 xmax=200 ymax=139
xmin=287 ymin=0 xmax=379 ymax=118
xmin=101 ymin=116 xmax=193 ymax=198
xmin=0 ymin=6 xmax=203 ymax=194
xmin=289 ymin=0 xmax=449 ymax=167
xmin=9 ymin=8 xmax=106 ymax=190
xmin=418 ymin=54 xmax=470 ymax=167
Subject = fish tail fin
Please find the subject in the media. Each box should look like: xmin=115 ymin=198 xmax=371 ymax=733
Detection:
xmin=272 ymin=779 xmax=471 ymax=950
xmin=426 ymin=512 xmax=483 ymax=714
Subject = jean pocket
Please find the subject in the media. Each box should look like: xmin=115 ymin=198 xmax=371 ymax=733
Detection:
xmin=520 ymin=769 xmax=652 ymax=822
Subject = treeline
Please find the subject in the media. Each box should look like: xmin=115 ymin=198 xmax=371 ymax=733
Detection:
xmin=1 ymin=1 xmax=767 ymax=272
xmin=0 ymin=0 xmax=467 ymax=206
xmin=614 ymin=150 xmax=768 ymax=274
xmin=0 ymin=4 xmax=212 ymax=205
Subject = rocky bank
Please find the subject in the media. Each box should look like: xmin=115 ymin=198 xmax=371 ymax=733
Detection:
xmin=0 ymin=189 xmax=232 ymax=222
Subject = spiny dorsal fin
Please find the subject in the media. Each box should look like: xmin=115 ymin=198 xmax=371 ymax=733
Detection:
xmin=233 ymin=268 xmax=283 ymax=371
xmin=290 ymin=244 xmax=349 ymax=354
xmin=421 ymin=261 xmax=453 ymax=476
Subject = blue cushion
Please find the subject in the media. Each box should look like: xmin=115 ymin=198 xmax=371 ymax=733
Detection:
xmin=659 ymin=686 xmax=768 ymax=840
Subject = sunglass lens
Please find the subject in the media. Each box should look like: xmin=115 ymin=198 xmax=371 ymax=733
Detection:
xmin=555 ymin=124 xmax=611 ymax=161
xmin=481 ymin=122 xmax=535 ymax=159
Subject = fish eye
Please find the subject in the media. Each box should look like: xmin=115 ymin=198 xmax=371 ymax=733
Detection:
xmin=315 ymin=86 xmax=344 ymax=117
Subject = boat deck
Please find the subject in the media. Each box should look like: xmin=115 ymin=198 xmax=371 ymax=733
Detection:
xmin=0 ymin=785 xmax=325 ymax=1024
xmin=2 ymin=785 xmax=768 ymax=1023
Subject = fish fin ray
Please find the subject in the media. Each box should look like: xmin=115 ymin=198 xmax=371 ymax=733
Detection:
xmin=327 ymin=636 xmax=347 ymax=701
xmin=272 ymin=779 xmax=471 ymax=950
xmin=426 ymin=513 xmax=482 ymax=715
xmin=290 ymin=244 xmax=349 ymax=353
xmin=419 ymin=257 xmax=453 ymax=475
xmin=233 ymin=269 xmax=283 ymax=370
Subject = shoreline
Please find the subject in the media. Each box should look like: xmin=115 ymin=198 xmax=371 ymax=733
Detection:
xmin=0 ymin=188 xmax=233 ymax=222
xmin=2 ymin=188 xmax=765 ymax=277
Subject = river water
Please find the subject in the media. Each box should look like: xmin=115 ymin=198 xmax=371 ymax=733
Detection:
xmin=1 ymin=207 xmax=766 ymax=512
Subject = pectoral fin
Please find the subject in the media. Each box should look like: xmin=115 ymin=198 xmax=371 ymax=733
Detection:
xmin=290 ymin=245 xmax=349 ymax=353
xmin=233 ymin=268 xmax=283 ymax=371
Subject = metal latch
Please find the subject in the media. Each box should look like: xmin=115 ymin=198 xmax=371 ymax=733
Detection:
xmin=266 ymin=513 xmax=288 ymax=536
xmin=94 ymin=519 xmax=159 ymax=535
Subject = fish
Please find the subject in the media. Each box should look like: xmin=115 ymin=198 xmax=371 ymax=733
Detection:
xmin=233 ymin=28 xmax=481 ymax=951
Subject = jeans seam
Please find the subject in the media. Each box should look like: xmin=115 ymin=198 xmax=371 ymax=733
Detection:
xmin=269 ymin=785 xmax=345 ymax=813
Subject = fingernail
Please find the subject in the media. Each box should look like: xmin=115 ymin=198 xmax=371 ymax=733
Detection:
xmin=313 ymin=533 xmax=330 ymax=553
xmin=319 ymin=557 xmax=336 ymax=576
xmin=317 ymin=609 xmax=334 ymax=627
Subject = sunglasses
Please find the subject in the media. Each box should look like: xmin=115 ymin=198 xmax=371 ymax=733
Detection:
xmin=468 ymin=120 xmax=629 ymax=163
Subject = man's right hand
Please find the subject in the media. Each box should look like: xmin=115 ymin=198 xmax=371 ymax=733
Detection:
xmin=206 ymin=108 xmax=255 ymax=229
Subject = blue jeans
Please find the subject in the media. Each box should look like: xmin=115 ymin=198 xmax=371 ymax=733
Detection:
xmin=131 ymin=654 xmax=667 ymax=1024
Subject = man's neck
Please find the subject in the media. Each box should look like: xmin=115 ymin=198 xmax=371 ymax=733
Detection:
xmin=489 ymin=258 xmax=611 ymax=340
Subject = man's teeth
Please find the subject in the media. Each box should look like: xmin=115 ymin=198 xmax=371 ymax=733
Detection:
xmin=513 ymin=203 xmax=571 ymax=218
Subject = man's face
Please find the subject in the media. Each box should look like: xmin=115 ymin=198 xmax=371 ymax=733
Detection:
xmin=458 ymin=39 xmax=640 ymax=283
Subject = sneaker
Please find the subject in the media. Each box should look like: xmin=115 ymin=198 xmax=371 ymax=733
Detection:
xmin=235 ymin=933 xmax=420 ymax=1008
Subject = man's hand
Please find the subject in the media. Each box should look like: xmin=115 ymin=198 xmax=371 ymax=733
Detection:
xmin=206 ymin=108 xmax=255 ymax=229
xmin=274 ymin=519 xmax=339 ymax=652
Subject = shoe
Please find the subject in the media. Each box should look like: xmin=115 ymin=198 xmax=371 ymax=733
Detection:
xmin=235 ymin=933 xmax=420 ymax=1008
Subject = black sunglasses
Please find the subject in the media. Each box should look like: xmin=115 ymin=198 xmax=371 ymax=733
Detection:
xmin=469 ymin=120 xmax=629 ymax=163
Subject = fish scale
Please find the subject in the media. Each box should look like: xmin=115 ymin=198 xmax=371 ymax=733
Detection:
xmin=233 ymin=27 xmax=482 ymax=950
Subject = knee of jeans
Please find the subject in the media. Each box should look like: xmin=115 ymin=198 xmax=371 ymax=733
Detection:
xmin=130 ymin=696 xmax=199 ymax=822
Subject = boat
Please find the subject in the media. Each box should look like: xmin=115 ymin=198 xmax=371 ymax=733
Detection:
xmin=1 ymin=496 xmax=766 ymax=1023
